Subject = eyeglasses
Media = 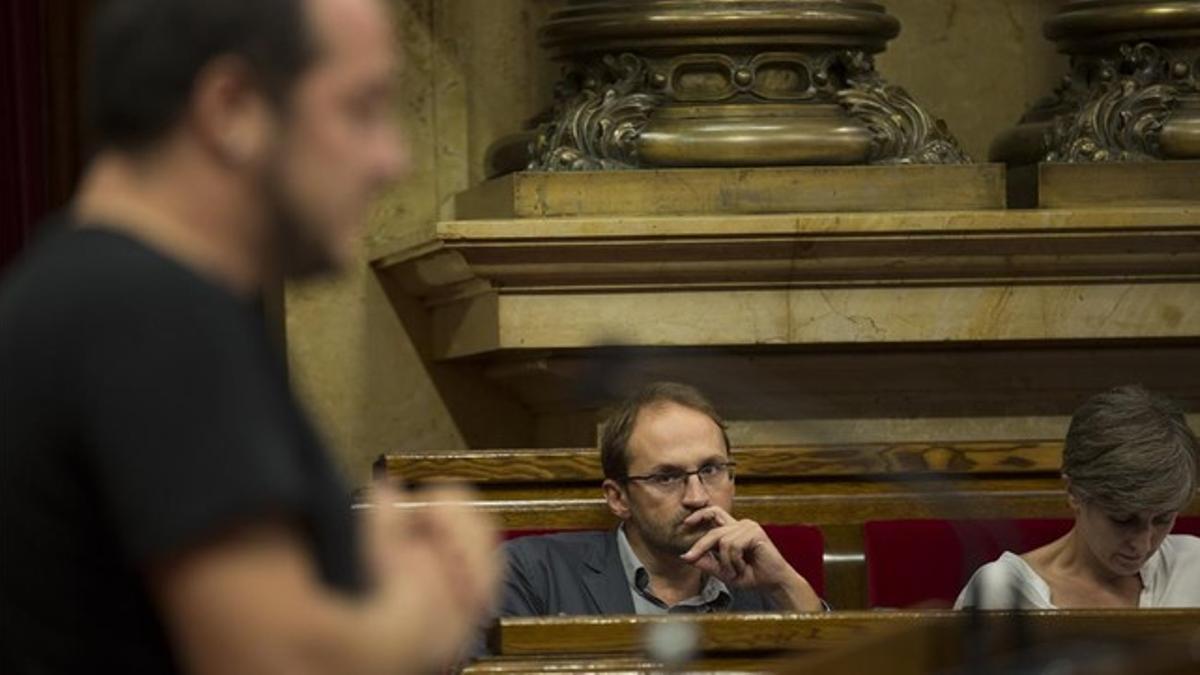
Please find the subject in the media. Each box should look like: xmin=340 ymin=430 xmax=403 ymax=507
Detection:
xmin=624 ymin=461 xmax=736 ymax=492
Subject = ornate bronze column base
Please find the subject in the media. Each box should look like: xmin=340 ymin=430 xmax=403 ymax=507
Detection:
xmin=525 ymin=1 xmax=968 ymax=171
xmin=992 ymin=0 xmax=1200 ymax=164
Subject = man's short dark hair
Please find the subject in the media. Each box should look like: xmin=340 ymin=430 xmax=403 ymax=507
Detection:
xmin=89 ymin=0 xmax=316 ymax=151
xmin=599 ymin=381 xmax=731 ymax=481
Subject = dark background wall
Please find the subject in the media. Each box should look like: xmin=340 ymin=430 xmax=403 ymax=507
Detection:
xmin=1 ymin=0 xmax=93 ymax=271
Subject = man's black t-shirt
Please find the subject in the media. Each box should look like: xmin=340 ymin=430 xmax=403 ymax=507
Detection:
xmin=0 ymin=221 xmax=364 ymax=672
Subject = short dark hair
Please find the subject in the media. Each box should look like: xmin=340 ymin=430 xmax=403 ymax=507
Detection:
xmin=88 ymin=0 xmax=316 ymax=151
xmin=1064 ymin=384 xmax=1199 ymax=514
xmin=598 ymin=381 xmax=731 ymax=481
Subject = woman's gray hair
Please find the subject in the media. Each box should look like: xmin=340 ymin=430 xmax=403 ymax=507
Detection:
xmin=1063 ymin=385 xmax=1198 ymax=515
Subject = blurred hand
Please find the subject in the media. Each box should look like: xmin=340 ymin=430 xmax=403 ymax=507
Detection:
xmin=364 ymin=482 xmax=501 ymax=670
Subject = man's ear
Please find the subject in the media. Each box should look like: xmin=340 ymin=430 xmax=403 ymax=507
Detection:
xmin=602 ymin=479 xmax=632 ymax=521
xmin=190 ymin=55 xmax=275 ymax=168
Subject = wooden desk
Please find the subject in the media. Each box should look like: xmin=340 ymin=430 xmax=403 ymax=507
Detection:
xmin=467 ymin=610 xmax=1200 ymax=674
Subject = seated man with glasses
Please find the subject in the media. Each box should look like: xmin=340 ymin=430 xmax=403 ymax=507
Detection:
xmin=495 ymin=382 xmax=825 ymax=618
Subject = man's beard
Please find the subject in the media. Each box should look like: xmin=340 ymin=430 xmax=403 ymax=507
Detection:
xmin=630 ymin=508 xmax=712 ymax=557
xmin=262 ymin=160 xmax=339 ymax=280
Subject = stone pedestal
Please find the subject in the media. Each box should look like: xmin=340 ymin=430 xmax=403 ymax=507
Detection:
xmin=993 ymin=0 xmax=1200 ymax=166
xmin=454 ymin=164 xmax=1004 ymax=219
xmin=504 ymin=0 xmax=968 ymax=172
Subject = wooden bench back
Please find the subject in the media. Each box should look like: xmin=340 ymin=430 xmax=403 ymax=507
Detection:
xmin=375 ymin=440 xmax=1077 ymax=526
xmin=378 ymin=440 xmax=1065 ymax=485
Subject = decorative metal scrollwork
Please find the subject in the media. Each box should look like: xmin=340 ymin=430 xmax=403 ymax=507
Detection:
xmin=528 ymin=48 xmax=971 ymax=169
xmin=516 ymin=0 xmax=971 ymax=170
xmin=1046 ymin=43 xmax=1182 ymax=162
xmin=836 ymin=52 xmax=971 ymax=165
xmin=529 ymin=54 xmax=666 ymax=171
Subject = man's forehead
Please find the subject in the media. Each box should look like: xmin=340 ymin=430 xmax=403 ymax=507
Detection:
xmin=627 ymin=402 xmax=725 ymax=465
xmin=634 ymin=401 xmax=720 ymax=433
xmin=305 ymin=0 xmax=397 ymax=64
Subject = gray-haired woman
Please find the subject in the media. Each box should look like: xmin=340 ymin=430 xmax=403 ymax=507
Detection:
xmin=956 ymin=385 xmax=1200 ymax=609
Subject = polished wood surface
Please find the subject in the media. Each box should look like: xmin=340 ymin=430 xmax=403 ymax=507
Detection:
xmin=376 ymin=440 xmax=1089 ymax=529
xmin=381 ymin=487 xmax=1198 ymax=530
xmin=487 ymin=609 xmax=1200 ymax=656
xmin=464 ymin=655 xmax=788 ymax=673
xmin=465 ymin=610 xmax=1200 ymax=673
xmin=376 ymin=482 xmax=1098 ymax=529
xmin=378 ymin=441 xmax=1065 ymax=484
xmin=791 ymin=608 xmax=1200 ymax=675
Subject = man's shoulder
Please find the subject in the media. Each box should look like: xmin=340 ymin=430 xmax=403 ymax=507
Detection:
xmin=504 ymin=530 xmax=611 ymax=563
xmin=2 ymin=225 xmax=249 ymax=346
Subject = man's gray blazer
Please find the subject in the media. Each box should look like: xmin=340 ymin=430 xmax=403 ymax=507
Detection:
xmin=499 ymin=529 xmax=776 ymax=616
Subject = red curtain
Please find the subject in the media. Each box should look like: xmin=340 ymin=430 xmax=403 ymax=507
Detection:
xmin=0 ymin=0 xmax=50 ymax=271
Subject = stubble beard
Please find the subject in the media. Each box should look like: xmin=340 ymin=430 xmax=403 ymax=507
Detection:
xmin=631 ymin=508 xmax=710 ymax=557
xmin=262 ymin=152 xmax=340 ymax=281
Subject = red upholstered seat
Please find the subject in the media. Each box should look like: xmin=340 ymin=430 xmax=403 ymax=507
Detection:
xmin=503 ymin=524 xmax=826 ymax=597
xmin=864 ymin=516 xmax=1200 ymax=609
xmin=503 ymin=528 xmax=581 ymax=542
xmin=1173 ymin=516 xmax=1200 ymax=536
xmin=864 ymin=518 xmax=1071 ymax=609
xmin=762 ymin=524 xmax=826 ymax=597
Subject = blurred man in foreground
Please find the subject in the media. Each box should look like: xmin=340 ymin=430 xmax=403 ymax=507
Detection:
xmin=0 ymin=0 xmax=498 ymax=672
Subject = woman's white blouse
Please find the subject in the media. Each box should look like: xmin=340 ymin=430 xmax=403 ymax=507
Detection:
xmin=955 ymin=534 xmax=1200 ymax=609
